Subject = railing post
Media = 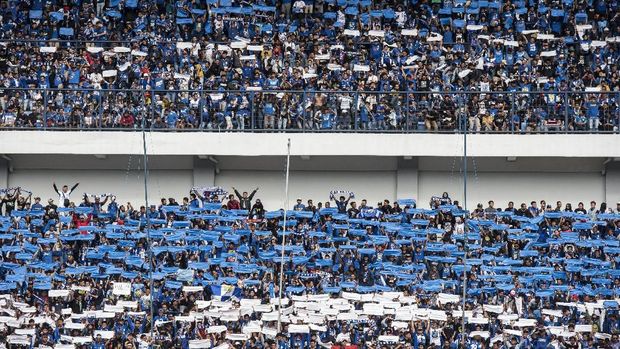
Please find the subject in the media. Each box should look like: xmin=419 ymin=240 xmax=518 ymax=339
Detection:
xmin=142 ymin=90 xmax=147 ymax=130
xmin=99 ymin=90 xmax=104 ymax=130
xmin=564 ymin=92 xmax=569 ymax=134
xmin=42 ymin=88 xmax=48 ymax=130
xmin=250 ymin=92 xmax=255 ymax=130
xmin=198 ymin=92 xmax=204 ymax=130
xmin=354 ymin=91 xmax=359 ymax=131
xmin=78 ymin=91 xmax=83 ymax=130
xmin=461 ymin=102 xmax=466 ymax=134
xmin=510 ymin=91 xmax=515 ymax=134
xmin=151 ymin=90 xmax=156 ymax=130
xmin=142 ymin=93 xmax=147 ymax=131
xmin=303 ymin=90 xmax=307 ymax=132
xmin=617 ymin=92 xmax=620 ymax=134
xmin=405 ymin=92 xmax=410 ymax=132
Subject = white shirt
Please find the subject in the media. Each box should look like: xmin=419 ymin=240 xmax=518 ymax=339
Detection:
xmin=57 ymin=188 xmax=75 ymax=207
xmin=293 ymin=1 xmax=306 ymax=11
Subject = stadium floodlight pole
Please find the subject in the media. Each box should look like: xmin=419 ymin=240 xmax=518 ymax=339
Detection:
xmin=277 ymin=138 xmax=292 ymax=333
xmin=461 ymin=113 xmax=468 ymax=348
xmin=141 ymin=114 xmax=154 ymax=339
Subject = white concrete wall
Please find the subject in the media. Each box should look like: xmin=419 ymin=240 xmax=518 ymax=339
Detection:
xmin=418 ymin=171 xmax=606 ymax=210
xmin=1 ymin=131 xmax=619 ymax=158
xmin=0 ymin=159 xmax=8 ymax=188
xmin=215 ymin=170 xmax=397 ymax=209
xmin=606 ymin=164 xmax=620 ymax=206
xmin=8 ymin=169 xmax=193 ymax=208
xmin=5 ymin=167 xmax=609 ymax=212
xmin=1 ymin=154 xmax=616 ymax=211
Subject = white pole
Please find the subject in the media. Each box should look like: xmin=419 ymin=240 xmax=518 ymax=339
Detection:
xmin=141 ymin=113 xmax=154 ymax=339
xmin=461 ymin=116 xmax=468 ymax=347
xmin=277 ymin=138 xmax=291 ymax=332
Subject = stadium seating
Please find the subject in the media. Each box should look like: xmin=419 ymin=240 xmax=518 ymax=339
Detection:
xmin=0 ymin=0 xmax=618 ymax=131
xmin=1 ymin=186 xmax=620 ymax=348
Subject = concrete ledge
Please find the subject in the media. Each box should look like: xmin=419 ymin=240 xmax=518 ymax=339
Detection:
xmin=1 ymin=131 xmax=619 ymax=158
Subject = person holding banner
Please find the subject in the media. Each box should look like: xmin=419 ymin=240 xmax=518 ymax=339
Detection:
xmin=0 ymin=187 xmax=19 ymax=215
xmin=0 ymin=184 xmax=620 ymax=347
xmin=330 ymin=190 xmax=354 ymax=214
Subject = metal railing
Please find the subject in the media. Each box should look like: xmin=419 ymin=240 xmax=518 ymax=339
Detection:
xmin=0 ymin=88 xmax=618 ymax=134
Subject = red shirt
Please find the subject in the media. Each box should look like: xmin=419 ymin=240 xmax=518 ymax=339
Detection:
xmin=72 ymin=213 xmax=92 ymax=229
xmin=227 ymin=199 xmax=240 ymax=210
xmin=120 ymin=113 xmax=134 ymax=126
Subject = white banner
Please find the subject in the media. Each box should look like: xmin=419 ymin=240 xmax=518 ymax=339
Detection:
xmin=288 ymin=324 xmax=310 ymax=333
xmin=48 ymin=290 xmax=71 ymax=297
xmin=112 ymin=282 xmax=131 ymax=296
xmin=113 ymin=46 xmax=131 ymax=53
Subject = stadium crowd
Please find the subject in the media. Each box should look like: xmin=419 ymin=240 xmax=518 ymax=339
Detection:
xmin=0 ymin=184 xmax=620 ymax=349
xmin=0 ymin=0 xmax=620 ymax=131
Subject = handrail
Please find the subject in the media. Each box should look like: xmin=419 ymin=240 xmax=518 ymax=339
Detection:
xmin=2 ymin=87 xmax=618 ymax=95
xmin=0 ymin=89 xmax=617 ymax=134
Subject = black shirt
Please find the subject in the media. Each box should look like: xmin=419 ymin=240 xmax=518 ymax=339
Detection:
xmin=347 ymin=207 xmax=359 ymax=218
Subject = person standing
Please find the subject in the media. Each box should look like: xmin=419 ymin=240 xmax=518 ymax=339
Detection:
xmin=0 ymin=187 xmax=19 ymax=215
xmin=233 ymin=187 xmax=258 ymax=211
xmin=52 ymin=182 xmax=79 ymax=208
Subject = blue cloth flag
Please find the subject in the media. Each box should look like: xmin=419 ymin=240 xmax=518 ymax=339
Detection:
xmin=210 ymin=284 xmax=242 ymax=301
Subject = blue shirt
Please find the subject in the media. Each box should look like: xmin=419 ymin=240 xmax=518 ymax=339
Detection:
xmin=263 ymin=103 xmax=275 ymax=116
xmin=586 ymin=102 xmax=599 ymax=118
xmin=321 ymin=112 xmax=334 ymax=129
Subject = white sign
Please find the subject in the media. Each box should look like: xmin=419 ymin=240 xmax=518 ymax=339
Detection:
xmin=112 ymin=282 xmax=131 ymax=296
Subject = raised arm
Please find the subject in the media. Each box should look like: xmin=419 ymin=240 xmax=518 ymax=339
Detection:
xmin=233 ymin=187 xmax=243 ymax=200
xmin=345 ymin=192 xmax=353 ymax=205
xmin=193 ymin=189 xmax=205 ymax=201
xmin=12 ymin=188 xmax=21 ymax=200
xmin=248 ymin=188 xmax=258 ymax=201
xmin=53 ymin=183 xmax=60 ymax=194
xmin=69 ymin=182 xmax=80 ymax=194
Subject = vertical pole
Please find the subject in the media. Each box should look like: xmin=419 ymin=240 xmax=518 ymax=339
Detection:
xmin=277 ymin=138 xmax=291 ymax=332
xmin=303 ymin=91 xmax=307 ymax=132
xmin=251 ymin=92 xmax=255 ymax=130
xmin=406 ymin=92 xmax=410 ymax=132
xmin=354 ymin=91 xmax=359 ymax=131
xmin=564 ymin=92 xmax=569 ymax=133
xmin=99 ymin=91 xmax=104 ymax=129
xmin=151 ymin=90 xmax=156 ymax=129
xmin=461 ymin=114 xmax=468 ymax=348
xmin=141 ymin=111 xmax=154 ymax=339
xmin=510 ymin=92 xmax=515 ymax=134
xmin=43 ymin=89 xmax=48 ymax=130
xmin=199 ymin=92 xmax=204 ymax=129
xmin=617 ymin=93 xmax=620 ymax=134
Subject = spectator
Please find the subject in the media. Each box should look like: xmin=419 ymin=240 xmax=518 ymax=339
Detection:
xmin=293 ymin=198 xmax=305 ymax=211
xmin=0 ymin=0 xmax=617 ymax=132
xmin=233 ymin=187 xmax=258 ymax=211
xmin=5 ymin=186 xmax=618 ymax=347
xmin=226 ymin=194 xmax=240 ymax=210
xmin=52 ymin=182 xmax=79 ymax=208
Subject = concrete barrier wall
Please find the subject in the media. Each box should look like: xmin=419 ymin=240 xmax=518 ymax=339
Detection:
xmin=0 ymin=153 xmax=616 ymax=212
xmin=1 ymin=131 xmax=619 ymax=157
